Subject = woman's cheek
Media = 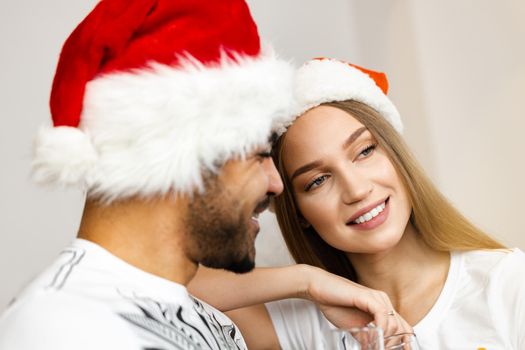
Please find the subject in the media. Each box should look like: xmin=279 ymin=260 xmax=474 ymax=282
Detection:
xmin=299 ymin=195 xmax=336 ymax=231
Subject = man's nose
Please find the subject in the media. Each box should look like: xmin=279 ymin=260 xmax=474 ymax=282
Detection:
xmin=263 ymin=158 xmax=284 ymax=195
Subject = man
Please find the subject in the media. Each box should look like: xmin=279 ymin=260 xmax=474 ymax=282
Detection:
xmin=0 ymin=0 xmax=293 ymax=348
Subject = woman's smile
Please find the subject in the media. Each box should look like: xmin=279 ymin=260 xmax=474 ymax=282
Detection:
xmin=347 ymin=197 xmax=390 ymax=230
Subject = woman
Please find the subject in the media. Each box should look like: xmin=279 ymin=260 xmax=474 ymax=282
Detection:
xmin=190 ymin=58 xmax=524 ymax=349
xmin=266 ymin=58 xmax=525 ymax=349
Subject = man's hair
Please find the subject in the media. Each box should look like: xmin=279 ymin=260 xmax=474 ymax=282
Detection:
xmin=272 ymin=100 xmax=505 ymax=281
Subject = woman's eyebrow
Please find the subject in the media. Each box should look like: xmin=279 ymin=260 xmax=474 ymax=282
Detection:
xmin=342 ymin=127 xmax=367 ymax=150
xmin=290 ymin=160 xmax=323 ymax=181
xmin=290 ymin=127 xmax=367 ymax=182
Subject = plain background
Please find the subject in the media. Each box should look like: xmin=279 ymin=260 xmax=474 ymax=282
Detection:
xmin=1 ymin=0 xmax=524 ymax=311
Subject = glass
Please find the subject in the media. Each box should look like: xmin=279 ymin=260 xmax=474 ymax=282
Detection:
xmin=384 ymin=332 xmax=420 ymax=350
xmin=333 ymin=327 xmax=421 ymax=350
xmin=333 ymin=326 xmax=384 ymax=350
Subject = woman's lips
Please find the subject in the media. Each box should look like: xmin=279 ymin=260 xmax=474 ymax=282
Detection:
xmin=347 ymin=198 xmax=390 ymax=230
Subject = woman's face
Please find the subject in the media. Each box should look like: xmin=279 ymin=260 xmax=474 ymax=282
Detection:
xmin=282 ymin=105 xmax=412 ymax=254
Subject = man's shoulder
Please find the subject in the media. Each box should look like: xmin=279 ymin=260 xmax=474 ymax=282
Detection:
xmin=3 ymin=287 xmax=115 ymax=317
xmin=0 ymin=290 xmax=139 ymax=350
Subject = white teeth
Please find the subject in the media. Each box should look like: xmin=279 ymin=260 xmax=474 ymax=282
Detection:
xmin=353 ymin=202 xmax=386 ymax=224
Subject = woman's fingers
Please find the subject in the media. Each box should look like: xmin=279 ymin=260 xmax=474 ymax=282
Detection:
xmin=303 ymin=267 xmax=412 ymax=336
xmin=369 ymin=290 xmax=412 ymax=338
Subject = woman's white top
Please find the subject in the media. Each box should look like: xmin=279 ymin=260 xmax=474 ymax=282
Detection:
xmin=266 ymin=248 xmax=525 ymax=350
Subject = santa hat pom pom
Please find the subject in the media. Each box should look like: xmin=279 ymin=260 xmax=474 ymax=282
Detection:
xmin=32 ymin=126 xmax=98 ymax=187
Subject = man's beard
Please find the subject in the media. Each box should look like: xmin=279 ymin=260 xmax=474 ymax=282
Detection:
xmin=185 ymin=176 xmax=257 ymax=274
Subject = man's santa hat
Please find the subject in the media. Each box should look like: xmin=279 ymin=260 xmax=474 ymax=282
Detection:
xmin=292 ymin=58 xmax=403 ymax=132
xmin=32 ymin=0 xmax=294 ymax=202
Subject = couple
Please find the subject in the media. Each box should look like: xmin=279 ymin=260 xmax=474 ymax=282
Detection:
xmin=1 ymin=1 xmax=523 ymax=350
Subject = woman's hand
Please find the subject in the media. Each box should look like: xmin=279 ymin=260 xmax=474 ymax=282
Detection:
xmin=299 ymin=265 xmax=412 ymax=337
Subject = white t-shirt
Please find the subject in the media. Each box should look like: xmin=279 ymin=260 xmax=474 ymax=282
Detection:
xmin=0 ymin=239 xmax=247 ymax=350
xmin=266 ymin=249 xmax=525 ymax=350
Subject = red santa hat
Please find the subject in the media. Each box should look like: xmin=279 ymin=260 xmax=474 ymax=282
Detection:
xmin=292 ymin=58 xmax=403 ymax=132
xmin=32 ymin=0 xmax=294 ymax=202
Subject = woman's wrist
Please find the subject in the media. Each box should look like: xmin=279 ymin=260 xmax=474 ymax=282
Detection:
xmin=293 ymin=263 xmax=323 ymax=301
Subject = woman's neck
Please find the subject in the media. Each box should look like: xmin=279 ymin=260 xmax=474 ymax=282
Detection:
xmin=347 ymin=224 xmax=450 ymax=325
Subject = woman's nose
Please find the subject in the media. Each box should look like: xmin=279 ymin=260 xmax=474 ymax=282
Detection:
xmin=340 ymin=169 xmax=373 ymax=205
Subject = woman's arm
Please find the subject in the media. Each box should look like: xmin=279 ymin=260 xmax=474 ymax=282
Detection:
xmin=188 ymin=264 xmax=313 ymax=311
xmin=188 ymin=264 xmax=409 ymax=331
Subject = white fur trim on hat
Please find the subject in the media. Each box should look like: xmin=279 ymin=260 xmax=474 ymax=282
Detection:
xmin=32 ymin=53 xmax=294 ymax=202
xmin=293 ymin=59 xmax=403 ymax=132
xmin=32 ymin=126 xmax=98 ymax=187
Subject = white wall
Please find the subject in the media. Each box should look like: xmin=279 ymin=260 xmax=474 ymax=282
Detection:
xmin=0 ymin=0 xmax=98 ymax=310
xmin=407 ymin=0 xmax=525 ymax=246
xmin=1 ymin=0 xmax=524 ymax=310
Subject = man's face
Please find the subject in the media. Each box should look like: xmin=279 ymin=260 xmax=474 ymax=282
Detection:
xmin=185 ymin=146 xmax=283 ymax=273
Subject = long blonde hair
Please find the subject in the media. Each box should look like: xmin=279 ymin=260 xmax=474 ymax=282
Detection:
xmin=272 ymin=100 xmax=505 ymax=281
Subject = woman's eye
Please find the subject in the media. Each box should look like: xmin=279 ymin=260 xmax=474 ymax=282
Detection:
xmin=305 ymin=175 xmax=329 ymax=191
xmin=359 ymin=144 xmax=376 ymax=158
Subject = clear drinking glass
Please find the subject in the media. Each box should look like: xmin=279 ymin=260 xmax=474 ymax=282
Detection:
xmin=333 ymin=326 xmax=385 ymax=350
xmin=333 ymin=327 xmax=421 ymax=350
xmin=383 ymin=332 xmax=420 ymax=350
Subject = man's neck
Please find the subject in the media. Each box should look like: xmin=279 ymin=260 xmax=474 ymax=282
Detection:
xmin=77 ymin=196 xmax=198 ymax=286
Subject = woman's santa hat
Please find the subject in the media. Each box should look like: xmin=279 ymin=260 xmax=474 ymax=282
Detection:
xmin=32 ymin=0 xmax=294 ymax=202
xmin=292 ymin=58 xmax=403 ymax=132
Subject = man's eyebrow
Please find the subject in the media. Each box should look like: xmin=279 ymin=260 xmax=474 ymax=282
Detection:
xmin=257 ymin=149 xmax=272 ymax=157
xmin=268 ymin=132 xmax=278 ymax=145
xmin=342 ymin=127 xmax=367 ymax=150
xmin=289 ymin=127 xmax=368 ymax=181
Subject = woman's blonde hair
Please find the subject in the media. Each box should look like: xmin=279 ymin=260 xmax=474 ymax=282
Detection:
xmin=272 ymin=100 xmax=505 ymax=281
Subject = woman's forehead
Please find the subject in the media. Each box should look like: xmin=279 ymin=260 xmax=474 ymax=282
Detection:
xmin=285 ymin=106 xmax=364 ymax=148
xmin=282 ymin=106 xmax=366 ymax=170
